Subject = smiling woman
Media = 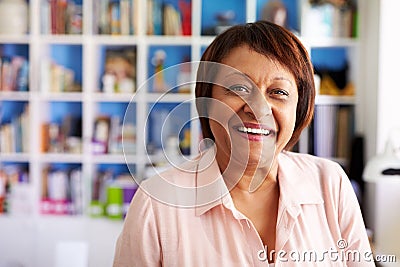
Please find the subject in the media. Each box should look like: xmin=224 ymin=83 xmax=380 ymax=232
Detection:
xmin=208 ymin=47 xmax=298 ymax=191
xmin=113 ymin=21 xmax=373 ymax=267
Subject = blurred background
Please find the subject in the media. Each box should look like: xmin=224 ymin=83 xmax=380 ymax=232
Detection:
xmin=0 ymin=0 xmax=399 ymax=266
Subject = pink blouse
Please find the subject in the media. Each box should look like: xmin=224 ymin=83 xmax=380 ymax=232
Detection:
xmin=113 ymin=150 xmax=374 ymax=266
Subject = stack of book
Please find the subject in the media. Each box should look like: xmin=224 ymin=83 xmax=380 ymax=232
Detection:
xmin=147 ymin=0 xmax=191 ymax=35
xmin=0 ymin=104 xmax=29 ymax=154
xmin=0 ymin=56 xmax=29 ymax=92
xmin=95 ymin=0 xmax=138 ymax=35
xmin=41 ymin=0 xmax=83 ymax=34
xmin=312 ymin=105 xmax=354 ymax=160
xmin=41 ymin=59 xmax=81 ymax=93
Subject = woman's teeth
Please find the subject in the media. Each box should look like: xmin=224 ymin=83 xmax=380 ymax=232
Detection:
xmin=237 ymin=126 xmax=271 ymax=136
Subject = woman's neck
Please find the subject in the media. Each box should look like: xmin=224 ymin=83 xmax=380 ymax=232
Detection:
xmin=216 ymin=152 xmax=279 ymax=193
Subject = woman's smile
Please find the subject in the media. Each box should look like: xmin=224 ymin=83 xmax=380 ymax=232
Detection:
xmin=233 ymin=122 xmax=276 ymax=142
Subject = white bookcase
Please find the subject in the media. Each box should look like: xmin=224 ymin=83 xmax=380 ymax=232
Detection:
xmin=0 ymin=0 xmax=365 ymax=266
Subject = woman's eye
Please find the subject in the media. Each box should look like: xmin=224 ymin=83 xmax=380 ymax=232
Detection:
xmin=227 ymin=84 xmax=250 ymax=94
xmin=270 ymin=89 xmax=289 ymax=97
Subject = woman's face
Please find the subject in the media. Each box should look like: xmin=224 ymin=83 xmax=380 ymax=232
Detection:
xmin=209 ymin=45 xmax=298 ymax=170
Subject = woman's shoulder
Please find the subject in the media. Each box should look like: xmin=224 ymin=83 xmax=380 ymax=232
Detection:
xmin=280 ymin=151 xmax=344 ymax=173
xmin=279 ymin=151 xmax=349 ymax=193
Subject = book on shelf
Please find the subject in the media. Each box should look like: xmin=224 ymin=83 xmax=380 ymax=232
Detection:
xmin=42 ymin=0 xmax=83 ymax=34
xmin=147 ymin=0 xmax=190 ymax=35
xmin=314 ymin=105 xmax=337 ymax=158
xmin=110 ymin=0 xmax=121 ymax=35
xmin=41 ymin=115 xmax=82 ymax=154
xmin=0 ymin=104 xmax=29 ymax=154
xmin=163 ymin=4 xmax=182 ymax=35
xmin=56 ymin=0 xmax=68 ymax=34
xmin=94 ymin=0 xmax=138 ymax=35
xmin=335 ymin=105 xmax=354 ymax=159
xmin=92 ymin=114 xmax=136 ymax=154
xmin=120 ymin=0 xmax=131 ymax=35
xmin=0 ymin=56 xmax=29 ymax=92
xmin=179 ymin=0 xmax=191 ymax=35
xmin=41 ymin=59 xmax=81 ymax=93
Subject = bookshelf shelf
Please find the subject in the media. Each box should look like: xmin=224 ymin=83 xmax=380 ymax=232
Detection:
xmin=146 ymin=92 xmax=193 ymax=103
xmin=91 ymin=92 xmax=136 ymax=103
xmin=39 ymin=153 xmax=83 ymax=163
xmin=0 ymin=35 xmax=31 ymax=44
xmin=145 ymin=35 xmax=193 ymax=45
xmin=0 ymin=153 xmax=30 ymax=162
xmin=92 ymin=154 xmax=135 ymax=164
xmin=315 ymin=95 xmax=356 ymax=105
xmin=39 ymin=35 xmax=84 ymax=44
xmin=39 ymin=92 xmax=84 ymax=101
xmin=91 ymin=35 xmax=139 ymax=45
xmin=0 ymin=92 xmax=30 ymax=101
xmin=304 ymin=37 xmax=360 ymax=48
xmin=197 ymin=36 xmax=215 ymax=46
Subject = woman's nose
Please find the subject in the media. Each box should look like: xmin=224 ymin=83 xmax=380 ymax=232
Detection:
xmin=242 ymin=92 xmax=272 ymax=120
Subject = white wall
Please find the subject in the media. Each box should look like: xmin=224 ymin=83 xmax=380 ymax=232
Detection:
xmin=376 ymin=0 xmax=400 ymax=154
xmin=359 ymin=0 xmax=380 ymax=161
xmin=362 ymin=0 xmax=400 ymax=160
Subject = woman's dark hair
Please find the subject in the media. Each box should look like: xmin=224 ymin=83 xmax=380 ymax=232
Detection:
xmin=195 ymin=20 xmax=315 ymax=150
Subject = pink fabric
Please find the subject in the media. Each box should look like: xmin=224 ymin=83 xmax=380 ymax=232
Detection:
xmin=113 ymin=151 xmax=373 ymax=266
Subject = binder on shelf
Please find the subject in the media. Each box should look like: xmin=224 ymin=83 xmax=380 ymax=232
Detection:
xmin=314 ymin=105 xmax=337 ymax=158
xmin=312 ymin=105 xmax=354 ymax=161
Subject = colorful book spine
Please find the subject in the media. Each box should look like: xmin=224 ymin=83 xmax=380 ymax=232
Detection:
xmin=110 ymin=1 xmax=121 ymax=35
xmin=120 ymin=0 xmax=131 ymax=35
